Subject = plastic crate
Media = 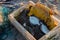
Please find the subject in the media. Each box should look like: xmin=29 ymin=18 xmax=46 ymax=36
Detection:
xmin=8 ymin=5 xmax=60 ymax=40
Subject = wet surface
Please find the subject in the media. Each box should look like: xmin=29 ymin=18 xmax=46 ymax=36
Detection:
xmin=54 ymin=1 xmax=60 ymax=20
xmin=0 ymin=0 xmax=26 ymax=40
